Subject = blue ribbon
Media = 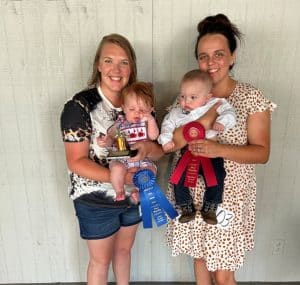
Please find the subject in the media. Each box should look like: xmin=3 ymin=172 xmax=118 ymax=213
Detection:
xmin=133 ymin=169 xmax=178 ymax=228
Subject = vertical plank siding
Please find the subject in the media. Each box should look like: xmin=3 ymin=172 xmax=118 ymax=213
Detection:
xmin=0 ymin=0 xmax=299 ymax=282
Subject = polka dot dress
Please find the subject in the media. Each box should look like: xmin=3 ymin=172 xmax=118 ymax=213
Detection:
xmin=166 ymin=82 xmax=276 ymax=271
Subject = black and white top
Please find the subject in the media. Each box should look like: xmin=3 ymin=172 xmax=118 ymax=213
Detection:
xmin=60 ymin=86 xmax=133 ymax=207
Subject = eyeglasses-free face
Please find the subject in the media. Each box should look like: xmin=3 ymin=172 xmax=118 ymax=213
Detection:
xmin=98 ymin=43 xmax=131 ymax=102
xmin=197 ymin=34 xmax=235 ymax=86
xmin=178 ymin=80 xmax=212 ymax=112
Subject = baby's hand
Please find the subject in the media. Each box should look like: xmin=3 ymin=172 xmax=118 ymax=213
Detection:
xmin=162 ymin=141 xmax=175 ymax=152
xmin=212 ymin=122 xmax=225 ymax=132
xmin=141 ymin=111 xmax=155 ymax=122
xmin=97 ymin=135 xmax=109 ymax=147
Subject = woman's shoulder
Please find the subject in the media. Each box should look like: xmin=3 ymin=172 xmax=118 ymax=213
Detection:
xmin=60 ymin=88 xmax=101 ymax=139
xmin=61 ymin=87 xmax=101 ymax=114
xmin=232 ymin=81 xmax=264 ymax=103
xmin=72 ymin=87 xmax=102 ymax=112
xmin=235 ymin=81 xmax=262 ymax=94
xmin=61 ymin=87 xmax=102 ymax=118
xmin=234 ymin=82 xmax=276 ymax=113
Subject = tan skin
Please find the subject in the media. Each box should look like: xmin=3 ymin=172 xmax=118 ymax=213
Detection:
xmin=172 ymin=34 xmax=271 ymax=285
xmin=190 ymin=34 xmax=270 ymax=164
xmin=63 ymin=42 xmax=163 ymax=285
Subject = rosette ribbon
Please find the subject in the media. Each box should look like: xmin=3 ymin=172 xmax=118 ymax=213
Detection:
xmin=170 ymin=122 xmax=218 ymax=188
xmin=133 ymin=169 xmax=178 ymax=228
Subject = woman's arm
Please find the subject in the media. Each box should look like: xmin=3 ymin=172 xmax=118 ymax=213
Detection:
xmin=170 ymin=105 xmax=219 ymax=152
xmin=65 ymin=140 xmax=164 ymax=186
xmin=65 ymin=140 xmax=138 ymax=185
xmin=64 ymin=141 xmax=111 ymax=182
xmin=189 ymin=110 xmax=271 ymax=164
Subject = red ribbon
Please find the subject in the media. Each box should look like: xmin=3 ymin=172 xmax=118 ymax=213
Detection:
xmin=170 ymin=122 xmax=218 ymax=188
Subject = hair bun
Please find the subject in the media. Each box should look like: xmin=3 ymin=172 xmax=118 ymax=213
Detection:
xmin=197 ymin=13 xmax=232 ymax=34
xmin=194 ymin=13 xmax=242 ymax=60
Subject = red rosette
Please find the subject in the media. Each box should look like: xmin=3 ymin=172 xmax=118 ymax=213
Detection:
xmin=183 ymin=121 xmax=205 ymax=142
xmin=170 ymin=121 xmax=217 ymax=188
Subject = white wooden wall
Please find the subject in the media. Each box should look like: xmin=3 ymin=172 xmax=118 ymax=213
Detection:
xmin=0 ymin=0 xmax=299 ymax=283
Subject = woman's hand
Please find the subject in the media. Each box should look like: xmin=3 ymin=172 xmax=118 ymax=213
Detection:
xmin=189 ymin=139 xmax=222 ymax=158
xmin=125 ymin=141 xmax=163 ymax=185
xmin=128 ymin=141 xmax=164 ymax=162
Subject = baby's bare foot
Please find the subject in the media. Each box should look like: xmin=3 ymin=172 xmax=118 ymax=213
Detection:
xmin=115 ymin=192 xmax=126 ymax=201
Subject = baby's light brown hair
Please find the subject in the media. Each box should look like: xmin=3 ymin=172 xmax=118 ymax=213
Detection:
xmin=181 ymin=69 xmax=213 ymax=92
xmin=121 ymin=82 xmax=155 ymax=108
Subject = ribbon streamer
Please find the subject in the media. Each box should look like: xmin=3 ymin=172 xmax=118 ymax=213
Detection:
xmin=170 ymin=122 xmax=218 ymax=188
xmin=133 ymin=169 xmax=178 ymax=228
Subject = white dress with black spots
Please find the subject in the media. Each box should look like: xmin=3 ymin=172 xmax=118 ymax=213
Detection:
xmin=166 ymin=82 xmax=276 ymax=271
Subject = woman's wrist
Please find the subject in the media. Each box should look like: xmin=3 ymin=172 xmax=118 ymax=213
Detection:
xmin=146 ymin=141 xmax=164 ymax=161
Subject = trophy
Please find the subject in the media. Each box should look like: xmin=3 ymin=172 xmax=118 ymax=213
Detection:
xmin=107 ymin=129 xmax=138 ymax=160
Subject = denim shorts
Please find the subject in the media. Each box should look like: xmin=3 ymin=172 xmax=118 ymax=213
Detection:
xmin=73 ymin=200 xmax=141 ymax=240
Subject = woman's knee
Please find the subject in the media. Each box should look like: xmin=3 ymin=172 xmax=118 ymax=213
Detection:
xmin=87 ymin=240 xmax=113 ymax=269
xmin=213 ymin=270 xmax=236 ymax=285
xmin=115 ymin=246 xmax=131 ymax=258
xmin=89 ymin=256 xmax=111 ymax=271
xmin=114 ymin=236 xmax=135 ymax=254
xmin=194 ymin=257 xmax=206 ymax=266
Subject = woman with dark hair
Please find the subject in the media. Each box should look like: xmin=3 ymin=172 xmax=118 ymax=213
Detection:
xmin=166 ymin=14 xmax=276 ymax=285
xmin=60 ymin=34 xmax=163 ymax=285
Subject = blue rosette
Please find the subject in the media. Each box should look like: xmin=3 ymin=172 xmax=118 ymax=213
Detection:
xmin=133 ymin=169 xmax=178 ymax=228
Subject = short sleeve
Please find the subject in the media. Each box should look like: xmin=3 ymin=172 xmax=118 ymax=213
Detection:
xmin=60 ymin=100 xmax=92 ymax=142
xmin=247 ymin=88 xmax=277 ymax=115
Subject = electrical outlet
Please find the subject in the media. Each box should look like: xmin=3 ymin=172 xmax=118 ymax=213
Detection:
xmin=271 ymin=238 xmax=285 ymax=255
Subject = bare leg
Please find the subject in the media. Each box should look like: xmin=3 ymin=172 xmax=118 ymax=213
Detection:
xmin=146 ymin=165 xmax=157 ymax=175
xmin=86 ymin=235 xmax=116 ymax=285
xmin=110 ymin=161 xmax=127 ymax=201
xmin=212 ymin=270 xmax=237 ymax=285
xmin=194 ymin=258 xmax=212 ymax=285
xmin=112 ymin=223 xmax=139 ymax=285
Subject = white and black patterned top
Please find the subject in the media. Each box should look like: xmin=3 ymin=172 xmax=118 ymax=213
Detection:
xmin=60 ymin=86 xmax=134 ymax=207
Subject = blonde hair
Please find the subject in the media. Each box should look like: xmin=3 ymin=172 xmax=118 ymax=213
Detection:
xmin=88 ymin=33 xmax=137 ymax=87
